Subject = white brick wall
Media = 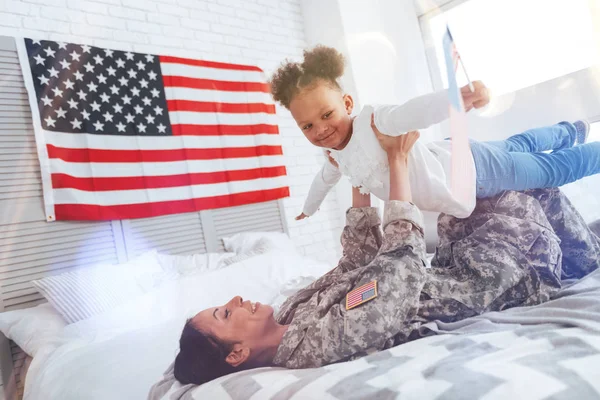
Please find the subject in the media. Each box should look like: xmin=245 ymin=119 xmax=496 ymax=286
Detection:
xmin=0 ymin=0 xmax=343 ymax=263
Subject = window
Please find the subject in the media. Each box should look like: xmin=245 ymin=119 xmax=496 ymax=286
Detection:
xmin=420 ymin=0 xmax=599 ymax=96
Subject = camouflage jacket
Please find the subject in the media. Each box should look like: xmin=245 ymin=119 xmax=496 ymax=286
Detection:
xmin=272 ymin=188 xmax=600 ymax=370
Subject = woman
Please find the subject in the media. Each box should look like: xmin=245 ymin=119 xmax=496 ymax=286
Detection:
xmin=171 ymin=125 xmax=600 ymax=385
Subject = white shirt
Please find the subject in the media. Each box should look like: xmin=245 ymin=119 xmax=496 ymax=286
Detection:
xmin=302 ymin=90 xmax=477 ymax=218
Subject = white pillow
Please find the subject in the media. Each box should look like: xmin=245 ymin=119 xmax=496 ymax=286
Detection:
xmin=63 ymin=249 xmax=332 ymax=340
xmin=0 ymin=303 xmax=67 ymax=357
xmin=222 ymin=232 xmax=298 ymax=256
xmin=32 ymin=251 xmax=163 ymax=324
xmin=156 ymin=252 xmax=237 ymax=278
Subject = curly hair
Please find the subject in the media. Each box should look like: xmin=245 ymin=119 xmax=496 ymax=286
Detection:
xmin=270 ymin=45 xmax=345 ymax=109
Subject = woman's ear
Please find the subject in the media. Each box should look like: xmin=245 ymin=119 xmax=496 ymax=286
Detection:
xmin=225 ymin=344 xmax=250 ymax=368
xmin=343 ymin=94 xmax=354 ymax=115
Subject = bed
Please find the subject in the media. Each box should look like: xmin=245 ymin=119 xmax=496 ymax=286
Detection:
xmin=2 ymin=245 xmax=599 ymax=400
xmin=0 ymin=212 xmax=597 ymax=400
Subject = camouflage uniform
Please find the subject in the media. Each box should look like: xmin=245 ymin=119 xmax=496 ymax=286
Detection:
xmin=273 ymin=188 xmax=600 ymax=370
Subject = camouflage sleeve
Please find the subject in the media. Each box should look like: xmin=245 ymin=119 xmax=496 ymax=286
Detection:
xmin=283 ymin=201 xmax=427 ymax=369
xmin=337 ymin=207 xmax=384 ymax=272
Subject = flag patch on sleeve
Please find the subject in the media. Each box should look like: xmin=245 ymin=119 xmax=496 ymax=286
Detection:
xmin=346 ymin=280 xmax=377 ymax=310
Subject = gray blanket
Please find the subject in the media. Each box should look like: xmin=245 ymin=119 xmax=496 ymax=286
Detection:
xmin=149 ymin=268 xmax=600 ymax=400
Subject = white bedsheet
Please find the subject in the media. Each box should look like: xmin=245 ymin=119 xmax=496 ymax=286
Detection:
xmin=23 ymin=250 xmax=332 ymax=400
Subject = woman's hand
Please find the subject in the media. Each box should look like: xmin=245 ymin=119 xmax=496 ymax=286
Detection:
xmin=461 ymin=80 xmax=490 ymax=112
xmin=371 ymin=114 xmax=415 ymax=202
xmin=371 ymin=114 xmax=420 ymax=160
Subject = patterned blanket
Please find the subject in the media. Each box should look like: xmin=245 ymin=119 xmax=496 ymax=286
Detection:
xmin=149 ymin=268 xmax=600 ymax=400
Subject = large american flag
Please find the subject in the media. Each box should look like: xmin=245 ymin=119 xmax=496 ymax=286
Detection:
xmin=17 ymin=38 xmax=289 ymax=221
xmin=442 ymin=26 xmax=473 ymax=204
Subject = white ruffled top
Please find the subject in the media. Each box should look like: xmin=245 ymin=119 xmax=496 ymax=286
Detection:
xmin=303 ymin=90 xmax=477 ymax=219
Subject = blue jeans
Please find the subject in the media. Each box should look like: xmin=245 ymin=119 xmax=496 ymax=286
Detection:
xmin=471 ymin=122 xmax=600 ymax=198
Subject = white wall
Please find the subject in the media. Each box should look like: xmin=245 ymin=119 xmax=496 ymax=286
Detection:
xmin=0 ymin=0 xmax=344 ymax=263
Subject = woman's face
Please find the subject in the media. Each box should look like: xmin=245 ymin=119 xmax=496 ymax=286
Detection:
xmin=191 ymin=296 xmax=277 ymax=350
xmin=289 ymin=82 xmax=354 ymax=150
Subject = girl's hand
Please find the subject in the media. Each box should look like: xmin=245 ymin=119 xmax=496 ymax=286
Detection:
xmin=295 ymin=213 xmax=309 ymax=221
xmin=326 ymin=150 xmax=339 ymax=168
xmin=461 ymin=80 xmax=490 ymax=112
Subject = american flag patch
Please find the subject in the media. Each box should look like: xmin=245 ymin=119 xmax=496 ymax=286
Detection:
xmin=346 ymin=280 xmax=378 ymax=310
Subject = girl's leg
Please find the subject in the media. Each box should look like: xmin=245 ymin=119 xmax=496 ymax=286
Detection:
xmin=485 ymin=122 xmax=576 ymax=153
xmin=472 ymin=141 xmax=600 ymax=198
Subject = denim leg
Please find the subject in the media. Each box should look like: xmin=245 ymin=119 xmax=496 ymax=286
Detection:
xmin=485 ymin=122 xmax=576 ymax=153
xmin=472 ymin=140 xmax=600 ymax=198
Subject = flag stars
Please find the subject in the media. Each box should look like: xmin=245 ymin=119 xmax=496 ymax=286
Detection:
xmin=93 ymin=120 xmax=104 ymax=131
xmin=44 ymin=116 xmax=56 ymax=127
xmin=44 ymin=47 xmax=56 ymax=58
xmin=70 ymin=50 xmax=81 ymax=61
xmin=38 ymin=74 xmax=49 ymax=86
xmin=31 ymin=41 xmax=170 ymax=136
xmin=70 ymin=118 xmax=82 ymax=129
xmin=34 ymin=54 xmax=45 ymax=65
xmin=57 ymin=42 xmax=67 ymax=50
xmin=59 ymin=59 xmax=70 ymax=70
xmin=55 ymin=107 xmax=67 ymax=119
xmin=51 ymin=87 xmax=63 ymax=97
xmin=48 ymin=67 xmax=59 ymax=78
xmin=67 ymin=98 xmax=78 ymax=109
xmin=64 ymin=79 xmax=75 ymax=90
xmin=41 ymin=95 xmax=52 ymax=106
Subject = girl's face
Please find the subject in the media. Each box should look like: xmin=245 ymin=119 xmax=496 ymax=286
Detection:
xmin=289 ymin=82 xmax=354 ymax=150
